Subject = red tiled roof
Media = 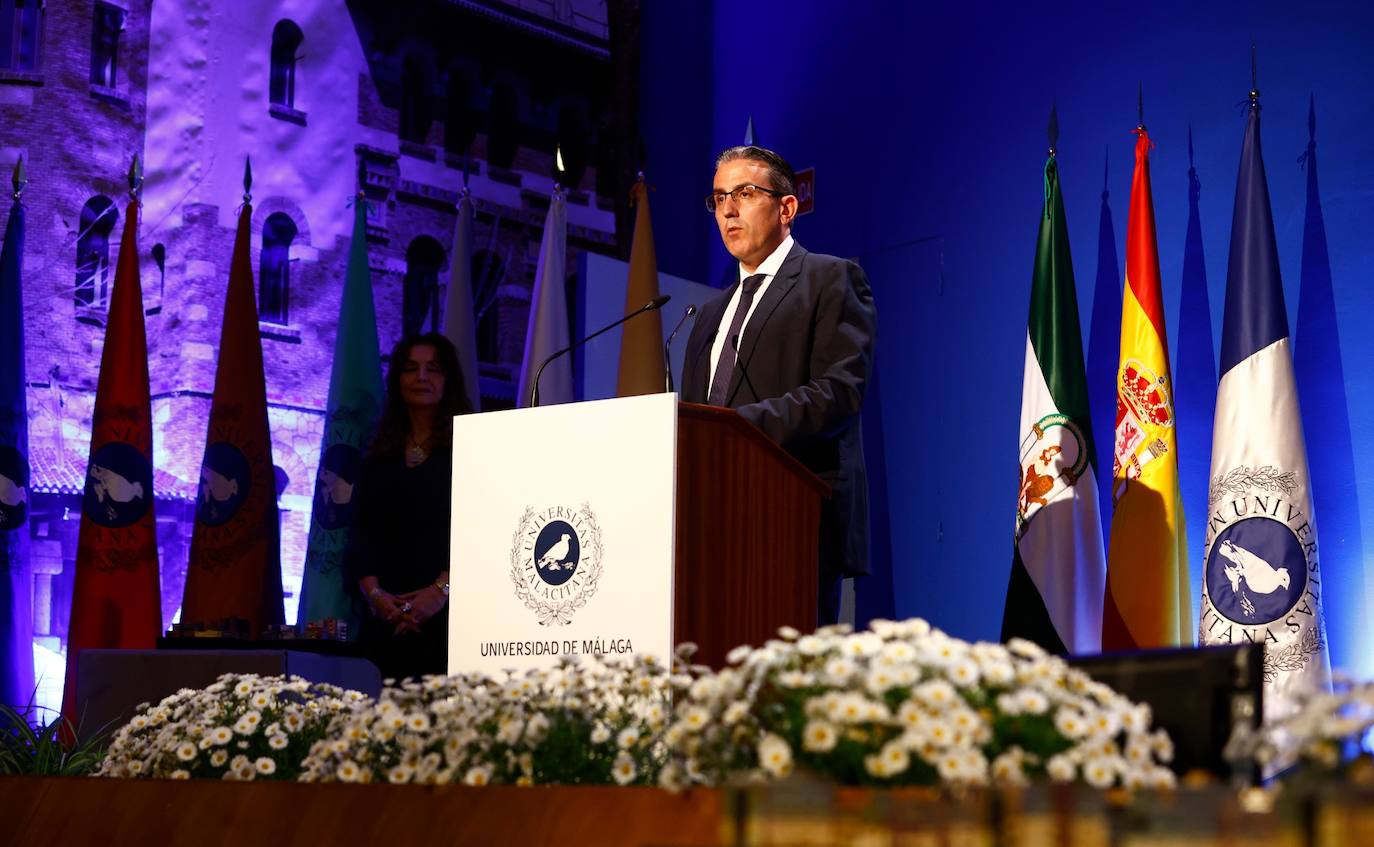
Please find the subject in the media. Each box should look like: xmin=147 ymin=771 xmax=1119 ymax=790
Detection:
xmin=28 ymin=444 xmax=198 ymax=502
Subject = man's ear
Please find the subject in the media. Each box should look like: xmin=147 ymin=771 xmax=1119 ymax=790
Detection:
xmin=779 ymin=195 xmax=798 ymax=226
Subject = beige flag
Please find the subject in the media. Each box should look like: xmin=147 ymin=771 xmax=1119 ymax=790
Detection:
xmin=615 ymin=177 xmax=666 ymax=396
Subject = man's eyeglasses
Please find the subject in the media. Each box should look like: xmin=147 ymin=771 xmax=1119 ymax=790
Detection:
xmin=705 ymin=184 xmax=787 ymax=212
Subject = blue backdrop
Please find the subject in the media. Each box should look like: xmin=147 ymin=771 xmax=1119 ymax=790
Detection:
xmin=640 ymin=0 xmax=1374 ymax=675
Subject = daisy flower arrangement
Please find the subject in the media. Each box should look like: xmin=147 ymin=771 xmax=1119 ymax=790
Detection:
xmin=96 ymin=673 xmax=363 ymax=781
xmin=299 ymin=654 xmax=670 ymax=786
xmin=1231 ymin=672 xmax=1374 ymax=777
xmin=659 ymin=620 xmax=1177 ymax=791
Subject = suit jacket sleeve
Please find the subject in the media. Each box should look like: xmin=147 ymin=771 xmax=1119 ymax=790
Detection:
xmin=736 ymin=258 xmax=876 ymax=446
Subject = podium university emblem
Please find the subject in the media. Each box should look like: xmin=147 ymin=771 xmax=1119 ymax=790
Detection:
xmin=510 ymin=503 xmax=603 ymax=626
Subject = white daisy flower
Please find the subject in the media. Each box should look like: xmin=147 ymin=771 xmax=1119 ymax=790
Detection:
xmin=722 ymin=702 xmax=750 ymax=727
xmin=842 ymin=633 xmax=884 ymax=658
xmin=947 ymin=659 xmax=981 ymax=688
xmin=337 ymin=760 xmax=362 ymax=782
xmin=802 ymin=720 xmax=838 ymax=753
xmin=176 ymin=743 xmax=197 ymax=761
xmin=211 ymin=727 xmax=234 ymax=745
xmin=796 ymin=635 xmax=827 ymax=656
xmin=388 ymin=764 xmax=414 ymax=784
xmin=992 ymin=751 xmax=1027 ymax=785
xmin=463 ymin=766 xmax=492 ymax=786
xmin=590 ymin=723 xmax=612 ymax=744
xmin=880 ymin=741 xmax=910 ymax=775
xmin=406 ymin=712 xmax=431 ymax=732
xmin=1082 ymin=755 xmax=1116 ymax=789
xmin=1054 ymin=708 xmax=1088 ymax=739
xmin=256 ymin=757 xmax=277 ymax=776
xmin=170 ymin=769 xmax=190 ymax=780
xmin=865 ymin=668 xmax=898 ymax=695
xmin=617 ymin=727 xmax=641 ymax=749
xmin=726 ymin=644 xmax=753 ymax=664
xmin=268 ymin=734 xmax=289 ymax=751
xmin=757 ymin=733 xmax=793 ymax=778
xmin=1016 ymin=689 xmax=1050 ymax=715
xmin=210 ymin=749 xmax=229 ymax=768
xmin=682 ymin=706 xmax=710 ymax=731
xmin=914 ymin=679 xmax=956 ymax=709
xmin=612 ymin=752 xmax=638 ymax=785
xmin=1046 ymin=753 xmax=1075 ymax=782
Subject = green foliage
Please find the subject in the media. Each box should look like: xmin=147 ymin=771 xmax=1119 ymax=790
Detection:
xmin=0 ymin=702 xmax=108 ymax=776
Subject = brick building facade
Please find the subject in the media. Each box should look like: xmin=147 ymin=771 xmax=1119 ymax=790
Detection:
xmin=1 ymin=0 xmax=622 ymax=687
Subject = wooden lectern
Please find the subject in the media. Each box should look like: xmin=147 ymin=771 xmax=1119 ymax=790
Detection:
xmin=674 ymin=402 xmax=827 ymax=668
xmin=448 ymin=394 xmax=827 ymax=675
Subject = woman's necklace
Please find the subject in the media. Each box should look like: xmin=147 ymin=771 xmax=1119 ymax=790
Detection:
xmin=405 ymin=435 xmax=430 ymax=466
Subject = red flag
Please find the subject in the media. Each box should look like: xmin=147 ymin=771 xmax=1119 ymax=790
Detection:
xmin=180 ymin=202 xmax=283 ymax=635
xmin=62 ymin=198 xmax=161 ymax=726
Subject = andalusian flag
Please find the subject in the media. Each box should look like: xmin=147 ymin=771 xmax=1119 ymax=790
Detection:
xmin=1002 ymin=145 xmax=1106 ymax=655
xmin=297 ymin=195 xmax=384 ymax=632
xmin=1103 ymin=128 xmax=1191 ymax=650
xmin=1201 ymin=97 xmax=1329 ymax=715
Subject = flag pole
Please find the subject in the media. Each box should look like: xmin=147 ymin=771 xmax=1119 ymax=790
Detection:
xmin=11 ymin=156 xmax=24 ymax=202
xmin=1047 ymin=103 xmax=1059 ymax=157
xmin=1137 ymin=82 xmax=1145 ymax=132
xmin=243 ymin=155 xmax=253 ymax=204
xmin=128 ymin=154 xmax=143 ymax=201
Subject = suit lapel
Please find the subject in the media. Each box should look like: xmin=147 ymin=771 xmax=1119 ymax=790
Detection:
xmin=727 ymin=242 xmax=806 ymax=403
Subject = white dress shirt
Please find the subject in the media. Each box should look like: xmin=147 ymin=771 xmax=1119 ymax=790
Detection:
xmin=707 ymin=235 xmax=794 ymax=397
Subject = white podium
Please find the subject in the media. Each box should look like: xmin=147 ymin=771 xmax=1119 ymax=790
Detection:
xmin=448 ymin=394 xmax=678 ymax=674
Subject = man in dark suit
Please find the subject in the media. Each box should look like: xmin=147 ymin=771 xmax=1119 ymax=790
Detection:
xmin=681 ymin=145 xmax=876 ymax=625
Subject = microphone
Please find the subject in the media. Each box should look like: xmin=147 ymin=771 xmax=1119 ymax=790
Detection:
xmin=730 ymin=334 xmax=761 ymax=404
xmin=663 ymin=305 xmax=697 ymax=392
xmin=529 ymin=294 xmax=671 ymax=407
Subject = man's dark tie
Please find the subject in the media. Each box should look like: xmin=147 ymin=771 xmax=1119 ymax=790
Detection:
xmin=707 ymin=273 xmax=766 ymax=407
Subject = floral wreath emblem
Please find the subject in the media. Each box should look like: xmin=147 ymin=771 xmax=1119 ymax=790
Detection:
xmin=509 ymin=503 xmax=604 ymax=626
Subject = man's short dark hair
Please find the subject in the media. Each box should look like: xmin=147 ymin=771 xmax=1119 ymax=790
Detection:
xmin=715 ymin=145 xmax=797 ymax=197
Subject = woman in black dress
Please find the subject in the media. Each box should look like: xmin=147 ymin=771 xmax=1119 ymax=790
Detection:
xmin=345 ymin=332 xmax=471 ymax=681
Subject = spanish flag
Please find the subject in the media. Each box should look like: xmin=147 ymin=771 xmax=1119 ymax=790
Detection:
xmin=1103 ymin=128 xmax=1192 ymax=650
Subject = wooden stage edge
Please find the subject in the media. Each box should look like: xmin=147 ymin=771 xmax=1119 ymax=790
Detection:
xmin=2 ymin=777 xmax=725 ymax=847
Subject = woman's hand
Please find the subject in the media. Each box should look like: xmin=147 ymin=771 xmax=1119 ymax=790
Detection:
xmin=360 ymin=577 xmax=419 ymax=633
xmin=394 ymin=584 xmax=447 ymax=627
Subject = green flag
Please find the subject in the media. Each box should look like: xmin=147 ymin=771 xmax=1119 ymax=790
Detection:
xmin=297 ymin=196 xmax=384 ymax=633
xmin=1002 ymin=149 xmax=1106 ymax=654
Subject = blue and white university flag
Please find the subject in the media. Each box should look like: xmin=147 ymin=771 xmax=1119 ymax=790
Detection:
xmin=1201 ymin=98 xmax=1330 ymax=719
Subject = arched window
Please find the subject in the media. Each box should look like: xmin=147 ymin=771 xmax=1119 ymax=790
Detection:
xmin=444 ymin=72 xmax=475 ymax=155
xmin=403 ymin=236 xmax=445 ymax=337
xmin=150 ymin=242 xmax=166 ymax=301
xmin=89 ymin=3 xmax=122 ymax=87
xmin=399 ymin=56 xmax=431 ymax=144
xmin=0 ymin=0 xmax=43 ymax=72
xmin=486 ymin=83 xmax=519 ymax=169
xmin=75 ymin=196 xmax=117 ymax=307
xmin=269 ymin=20 xmax=303 ymax=108
xmin=259 ymin=213 xmax=297 ymax=325
xmin=472 ymin=249 xmax=503 ymax=363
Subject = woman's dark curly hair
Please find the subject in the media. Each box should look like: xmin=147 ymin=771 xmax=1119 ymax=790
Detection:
xmin=368 ymin=332 xmax=472 ymax=460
